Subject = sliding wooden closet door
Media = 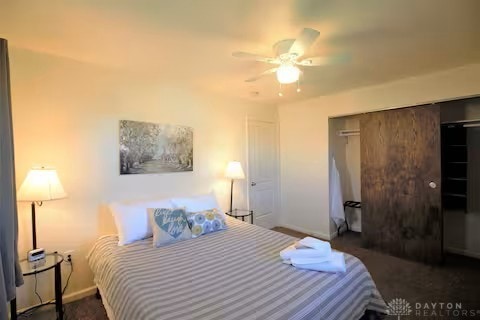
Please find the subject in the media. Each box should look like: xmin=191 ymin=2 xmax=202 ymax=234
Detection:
xmin=360 ymin=105 xmax=442 ymax=264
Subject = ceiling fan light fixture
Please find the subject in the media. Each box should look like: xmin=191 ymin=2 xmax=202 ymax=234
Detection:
xmin=276 ymin=64 xmax=300 ymax=84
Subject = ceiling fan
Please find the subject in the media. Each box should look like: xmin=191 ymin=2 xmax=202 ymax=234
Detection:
xmin=233 ymin=28 xmax=342 ymax=87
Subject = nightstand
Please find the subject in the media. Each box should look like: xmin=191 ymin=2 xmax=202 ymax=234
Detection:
xmin=10 ymin=253 xmax=64 ymax=320
xmin=226 ymin=209 xmax=254 ymax=224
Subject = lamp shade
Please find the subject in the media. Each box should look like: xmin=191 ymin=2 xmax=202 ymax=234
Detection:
xmin=17 ymin=168 xmax=67 ymax=202
xmin=225 ymin=161 xmax=245 ymax=180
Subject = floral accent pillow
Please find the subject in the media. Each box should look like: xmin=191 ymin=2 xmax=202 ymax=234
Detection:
xmin=187 ymin=209 xmax=227 ymax=238
xmin=148 ymin=208 xmax=192 ymax=247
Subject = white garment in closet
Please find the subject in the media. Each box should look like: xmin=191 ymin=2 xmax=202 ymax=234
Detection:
xmin=330 ymin=157 xmax=345 ymax=228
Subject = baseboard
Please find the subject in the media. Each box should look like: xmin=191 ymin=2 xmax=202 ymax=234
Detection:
xmin=444 ymin=246 xmax=480 ymax=260
xmin=330 ymin=230 xmax=338 ymax=239
xmin=278 ymin=223 xmax=332 ymax=241
xmin=63 ymin=285 xmax=97 ymax=303
xmin=14 ymin=286 xmax=97 ymax=315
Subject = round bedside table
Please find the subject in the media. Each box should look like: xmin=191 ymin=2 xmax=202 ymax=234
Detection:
xmin=225 ymin=209 xmax=254 ymax=224
xmin=11 ymin=253 xmax=64 ymax=320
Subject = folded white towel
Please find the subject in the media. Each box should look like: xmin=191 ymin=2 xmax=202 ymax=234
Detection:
xmin=279 ymin=245 xmax=297 ymax=260
xmin=290 ymin=256 xmax=333 ymax=265
xmin=299 ymin=237 xmax=331 ymax=251
xmin=280 ymin=244 xmax=332 ymax=261
xmin=292 ymin=252 xmax=346 ymax=273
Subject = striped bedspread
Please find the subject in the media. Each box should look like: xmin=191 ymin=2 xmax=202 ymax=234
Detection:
xmin=87 ymin=217 xmax=387 ymax=320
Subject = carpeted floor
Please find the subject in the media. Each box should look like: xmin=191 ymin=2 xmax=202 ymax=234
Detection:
xmin=23 ymin=228 xmax=480 ymax=319
xmin=273 ymin=227 xmax=480 ymax=312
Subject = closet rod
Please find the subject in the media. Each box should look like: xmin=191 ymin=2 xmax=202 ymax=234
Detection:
xmin=463 ymin=123 xmax=480 ymax=128
xmin=337 ymin=129 xmax=360 ymax=137
xmin=442 ymin=119 xmax=480 ymax=126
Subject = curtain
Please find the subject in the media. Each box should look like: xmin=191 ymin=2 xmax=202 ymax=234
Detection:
xmin=0 ymin=38 xmax=23 ymax=319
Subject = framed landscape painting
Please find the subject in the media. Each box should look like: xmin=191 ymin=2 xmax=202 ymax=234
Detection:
xmin=119 ymin=120 xmax=193 ymax=174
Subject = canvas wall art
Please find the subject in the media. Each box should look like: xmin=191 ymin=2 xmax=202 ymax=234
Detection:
xmin=119 ymin=120 xmax=193 ymax=174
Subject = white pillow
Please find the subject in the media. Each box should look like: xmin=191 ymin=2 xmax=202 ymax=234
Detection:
xmin=109 ymin=199 xmax=173 ymax=246
xmin=170 ymin=193 xmax=224 ymax=216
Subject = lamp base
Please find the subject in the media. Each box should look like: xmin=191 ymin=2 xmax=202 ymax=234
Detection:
xmin=229 ymin=179 xmax=234 ymax=212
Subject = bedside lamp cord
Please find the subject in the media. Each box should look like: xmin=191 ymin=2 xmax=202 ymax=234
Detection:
xmin=62 ymin=259 xmax=73 ymax=295
xmin=34 ymin=273 xmax=43 ymax=305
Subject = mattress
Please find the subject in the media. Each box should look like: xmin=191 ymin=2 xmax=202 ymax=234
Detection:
xmin=87 ymin=217 xmax=387 ymax=320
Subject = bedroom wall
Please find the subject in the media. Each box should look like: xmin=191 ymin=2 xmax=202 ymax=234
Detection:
xmin=278 ymin=63 xmax=480 ymax=239
xmin=9 ymin=47 xmax=277 ymax=309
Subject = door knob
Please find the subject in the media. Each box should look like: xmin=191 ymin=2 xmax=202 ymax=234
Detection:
xmin=251 ymin=182 xmax=257 ymax=186
xmin=429 ymin=182 xmax=437 ymax=189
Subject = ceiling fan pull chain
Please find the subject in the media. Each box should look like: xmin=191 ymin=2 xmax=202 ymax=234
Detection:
xmin=278 ymin=83 xmax=283 ymax=97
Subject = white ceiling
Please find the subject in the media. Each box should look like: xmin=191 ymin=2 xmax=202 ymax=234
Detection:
xmin=1 ymin=0 xmax=480 ymax=103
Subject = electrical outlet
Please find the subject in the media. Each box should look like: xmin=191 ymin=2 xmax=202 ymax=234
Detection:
xmin=64 ymin=250 xmax=74 ymax=263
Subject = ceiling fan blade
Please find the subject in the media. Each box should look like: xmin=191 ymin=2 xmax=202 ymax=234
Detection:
xmin=232 ymin=51 xmax=280 ymax=64
xmin=297 ymin=53 xmax=349 ymax=66
xmin=288 ymin=28 xmax=320 ymax=57
xmin=245 ymin=68 xmax=278 ymax=82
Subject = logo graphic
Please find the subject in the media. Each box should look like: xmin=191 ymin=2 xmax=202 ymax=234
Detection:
xmin=387 ymin=298 xmax=412 ymax=319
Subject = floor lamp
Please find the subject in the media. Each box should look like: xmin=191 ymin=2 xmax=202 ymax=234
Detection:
xmin=225 ymin=161 xmax=245 ymax=212
xmin=17 ymin=167 xmax=67 ymax=250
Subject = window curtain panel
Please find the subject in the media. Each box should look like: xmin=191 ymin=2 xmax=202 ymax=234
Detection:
xmin=0 ymin=38 xmax=23 ymax=319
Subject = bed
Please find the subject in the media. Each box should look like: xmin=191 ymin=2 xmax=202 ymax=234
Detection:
xmin=88 ymin=216 xmax=387 ymax=320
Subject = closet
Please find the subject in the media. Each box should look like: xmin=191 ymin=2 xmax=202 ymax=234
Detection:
xmin=441 ymin=98 xmax=480 ymax=260
xmin=329 ymin=116 xmax=362 ymax=234
xmin=330 ymin=96 xmax=480 ymax=264
xmin=442 ymin=123 xmax=468 ymax=211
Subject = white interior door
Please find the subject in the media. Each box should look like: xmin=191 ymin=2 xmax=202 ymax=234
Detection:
xmin=248 ymin=120 xmax=277 ymax=228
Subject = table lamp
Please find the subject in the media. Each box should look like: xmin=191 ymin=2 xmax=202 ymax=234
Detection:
xmin=17 ymin=167 xmax=67 ymax=250
xmin=225 ymin=161 xmax=245 ymax=212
